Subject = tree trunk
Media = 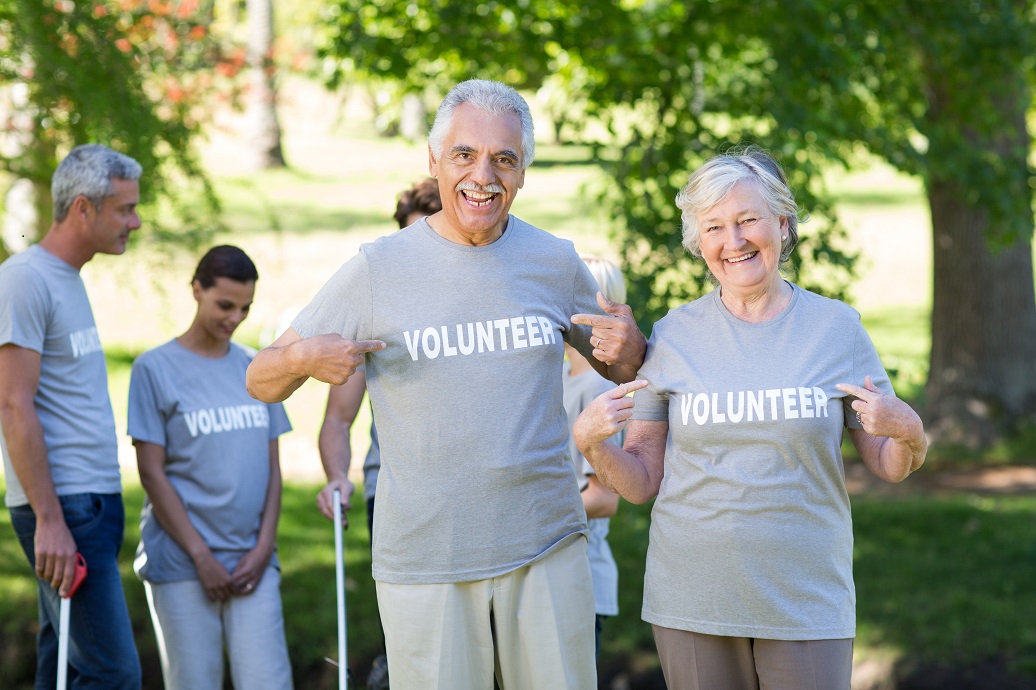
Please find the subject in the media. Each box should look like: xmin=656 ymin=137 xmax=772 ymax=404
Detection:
xmin=923 ymin=79 xmax=1036 ymax=448
xmin=1 ymin=178 xmax=50 ymax=256
xmin=245 ymin=0 xmax=285 ymax=169
xmin=0 ymin=79 xmax=51 ymax=257
xmin=399 ymin=92 xmax=426 ymax=143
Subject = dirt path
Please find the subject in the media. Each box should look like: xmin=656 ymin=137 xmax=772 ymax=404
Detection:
xmin=845 ymin=461 xmax=1036 ymax=497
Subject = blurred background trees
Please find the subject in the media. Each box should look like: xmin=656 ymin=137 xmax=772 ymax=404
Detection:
xmin=319 ymin=0 xmax=1036 ymax=451
xmin=1 ymin=0 xmax=1033 ymax=447
xmin=0 ymin=0 xmax=230 ymax=260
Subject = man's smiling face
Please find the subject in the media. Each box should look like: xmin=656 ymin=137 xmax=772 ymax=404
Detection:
xmin=428 ymin=102 xmax=526 ymax=245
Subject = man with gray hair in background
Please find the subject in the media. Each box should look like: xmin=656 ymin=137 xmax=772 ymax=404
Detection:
xmin=0 ymin=144 xmax=143 ymax=688
xmin=247 ymin=79 xmax=646 ymax=689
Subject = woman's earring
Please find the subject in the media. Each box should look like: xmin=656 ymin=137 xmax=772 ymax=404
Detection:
xmin=781 ymin=235 xmax=787 ymax=240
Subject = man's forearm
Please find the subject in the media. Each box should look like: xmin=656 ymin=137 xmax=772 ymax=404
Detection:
xmin=318 ymin=422 xmax=352 ymax=482
xmin=606 ymin=362 xmax=641 ymax=384
xmin=0 ymin=404 xmax=63 ymax=522
xmin=246 ymin=345 xmax=308 ymax=403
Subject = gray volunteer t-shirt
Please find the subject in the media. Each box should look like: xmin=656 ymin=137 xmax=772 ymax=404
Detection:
xmin=362 ymin=419 xmax=380 ymax=502
xmin=0 ymin=245 xmax=122 ymax=508
xmin=293 ymin=217 xmax=602 ymax=585
xmin=127 ymin=340 xmax=291 ymax=582
xmin=562 ymin=360 xmax=620 ymax=617
xmin=633 ymin=283 xmax=890 ymax=640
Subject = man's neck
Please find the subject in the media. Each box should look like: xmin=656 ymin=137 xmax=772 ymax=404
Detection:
xmin=39 ymin=224 xmax=92 ymax=271
xmin=427 ymin=213 xmax=509 ymax=247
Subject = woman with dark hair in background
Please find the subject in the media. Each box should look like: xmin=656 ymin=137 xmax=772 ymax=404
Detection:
xmin=128 ymin=245 xmax=293 ymax=689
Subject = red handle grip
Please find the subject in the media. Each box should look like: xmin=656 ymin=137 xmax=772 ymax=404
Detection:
xmin=63 ymin=553 xmax=88 ymax=599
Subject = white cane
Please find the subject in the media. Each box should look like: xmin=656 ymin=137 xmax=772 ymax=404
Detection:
xmin=57 ymin=596 xmax=71 ymax=690
xmin=333 ymin=489 xmax=349 ymax=690
xmin=57 ymin=553 xmax=88 ymax=690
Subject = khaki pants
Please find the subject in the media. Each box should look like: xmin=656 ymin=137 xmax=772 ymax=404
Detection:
xmin=377 ymin=536 xmax=596 ymax=690
xmin=653 ymin=626 xmax=853 ymax=690
xmin=146 ymin=565 xmax=293 ymax=690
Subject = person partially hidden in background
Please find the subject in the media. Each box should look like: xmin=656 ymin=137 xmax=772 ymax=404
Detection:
xmin=562 ymin=256 xmax=626 ymax=660
xmin=316 ymin=177 xmax=442 ymax=690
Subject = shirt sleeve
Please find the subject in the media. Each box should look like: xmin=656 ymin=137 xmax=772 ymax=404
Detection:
xmin=631 ymin=325 xmax=670 ymax=421
xmin=267 ymin=402 xmax=292 ymax=440
xmin=844 ymin=315 xmax=893 ymax=429
xmin=292 ymin=251 xmax=373 ymax=342
xmin=564 ymin=256 xmax=604 ymax=362
xmin=0 ymin=264 xmax=50 ymax=352
xmin=127 ymin=356 xmax=168 ymax=446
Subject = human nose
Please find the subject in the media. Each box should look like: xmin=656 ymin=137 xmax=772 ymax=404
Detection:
xmin=724 ymin=223 xmax=746 ymax=250
xmin=470 ymin=155 xmax=495 ymax=185
xmin=128 ymin=211 xmax=142 ymax=231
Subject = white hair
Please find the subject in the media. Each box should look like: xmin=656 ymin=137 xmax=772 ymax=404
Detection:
xmin=52 ymin=144 xmax=142 ymax=222
xmin=580 ymin=255 xmax=627 ymax=304
xmin=675 ymin=146 xmax=800 ymax=263
xmin=428 ymin=80 xmax=535 ymax=169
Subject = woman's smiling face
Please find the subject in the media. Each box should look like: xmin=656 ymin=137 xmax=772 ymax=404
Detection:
xmin=698 ymin=180 xmax=788 ymax=297
xmin=193 ymin=277 xmax=255 ymax=343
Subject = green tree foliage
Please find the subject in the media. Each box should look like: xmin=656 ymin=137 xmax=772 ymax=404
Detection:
xmin=742 ymin=0 xmax=1036 ymax=444
xmin=0 ymin=0 xmax=233 ymax=256
xmin=319 ymin=0 xmax=573 ymax=92
xmin=317 ymin=0 xmax=579 ymax=133
xmin=566 ymin=2 xmax=860 ymax=328
xmin=318 ymin=0 xmax=1036 ymax=444
xmin=316 ymin=0 xmax=858 ymax=328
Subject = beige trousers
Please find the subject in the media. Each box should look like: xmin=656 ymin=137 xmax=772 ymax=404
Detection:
xmin=653 ymin=625 xmax=854 ymax=690
xmin=376 ymin=536 xmax=596 ymax=690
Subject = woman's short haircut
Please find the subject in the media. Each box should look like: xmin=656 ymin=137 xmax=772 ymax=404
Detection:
xmin=675 ymin=145 xmax=800 ymax=264
xmin=52 ymin=144 xmax=143 ymax=222
xmin=580 ymin=255 xmax=627 ymax=305
xmin=192 ymin=245 xmax=259 ymax=288
xmin=394 ymin=178 xmax=443 ymax=229
xmin=428 ymin=79 xmax=536 ymax=169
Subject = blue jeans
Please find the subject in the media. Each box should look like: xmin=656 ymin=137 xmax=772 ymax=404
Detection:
xmin=10 ymin=493 xmax=141 ymax=690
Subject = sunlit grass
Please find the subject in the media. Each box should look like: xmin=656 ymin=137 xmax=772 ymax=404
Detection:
xmin=5 ymin=470 xmax=1036 ymax=687
xmin=853 ymin=494 xmax=1036 ymax=679
xmin=861 ymin=304 xmax=930 ymax=401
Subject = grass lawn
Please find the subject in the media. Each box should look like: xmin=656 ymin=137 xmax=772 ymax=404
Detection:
xmin=853 ymin=493 xmax=1036 ymax=684
xmin=3 ymin=480 xmax=1035 ymax=689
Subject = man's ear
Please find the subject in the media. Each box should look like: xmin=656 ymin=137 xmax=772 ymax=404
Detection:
xmin=71 ymin=194 xmax=93 ymax=220
xmin=428 ymin=145 xmax=439 ymax=178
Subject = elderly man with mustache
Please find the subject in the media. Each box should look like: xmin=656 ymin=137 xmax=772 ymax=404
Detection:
xmin=247 ymin=79 xmax=645 ymax=690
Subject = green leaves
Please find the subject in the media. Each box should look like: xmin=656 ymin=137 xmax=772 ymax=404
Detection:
xmin=314 ymin=0 xmax=1033 ymax=330
xmin=0 ymin=0 xmax=225 ymax=253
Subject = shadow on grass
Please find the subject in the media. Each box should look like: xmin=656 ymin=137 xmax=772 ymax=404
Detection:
xmin=530 ymin=142 xmax=601 ymax=169
xmin=835 ymin=189 xmax=926 ymax=207
xmin=3 ymin=482 xmax=1035 ymax=688
xmin=854 ymin=494 xmax=1036 ymax=687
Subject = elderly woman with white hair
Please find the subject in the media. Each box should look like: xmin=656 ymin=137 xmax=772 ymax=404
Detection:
xmin=575 ymin=147 xmax=927 ymax=690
